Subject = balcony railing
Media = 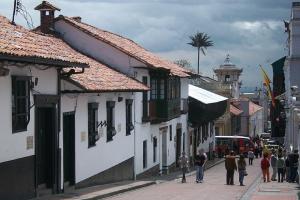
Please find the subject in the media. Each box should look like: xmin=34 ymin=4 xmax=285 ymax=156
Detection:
xmin=142 ymin=98 xmax=181 ymax=123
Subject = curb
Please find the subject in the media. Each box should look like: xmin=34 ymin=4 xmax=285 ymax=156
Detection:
xmin=239 ymin=172 xmax=262 ymax=200
xmin=82 ymin=181 xmax=156 ymax=200
xmin=83 ymin=159 xmax=224 ymax=199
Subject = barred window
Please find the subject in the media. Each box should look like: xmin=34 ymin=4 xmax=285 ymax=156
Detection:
xmin=12 ymin=76 xmax=30 ymax=133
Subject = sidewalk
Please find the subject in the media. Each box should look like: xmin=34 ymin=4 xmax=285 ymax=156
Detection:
xmin=33 ymin=158 xmax=224 ymax=200
xmin=241 ymin=174 xmax=299 ymax=200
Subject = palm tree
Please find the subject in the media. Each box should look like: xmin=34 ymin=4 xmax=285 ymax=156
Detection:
xmin=188 ymin=32 xmax=213 ymax=74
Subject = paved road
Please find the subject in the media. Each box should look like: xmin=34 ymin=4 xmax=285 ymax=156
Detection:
xmin=104 ymin=158 xmax=262 ymax=200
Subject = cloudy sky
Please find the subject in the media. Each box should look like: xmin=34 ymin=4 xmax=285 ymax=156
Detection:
xmin=0 ymin=0 xmax=294 ymax=89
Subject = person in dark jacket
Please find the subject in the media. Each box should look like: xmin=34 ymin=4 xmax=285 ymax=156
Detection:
xmin=238 ymin=154 xmax=247 ymax=186
xmin=195 ymin=149 xmax=207 ymax=183
xmin=225 ymin=151 xmax=237 ymax=185
xmin=289 ymin=150 xmax=299 ymax=183
xmin=285 ymin=155 xmax=290 ymax=182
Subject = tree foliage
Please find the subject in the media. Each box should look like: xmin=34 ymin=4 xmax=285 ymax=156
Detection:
xmin=188 ymin=32 xmax=213 ymax=74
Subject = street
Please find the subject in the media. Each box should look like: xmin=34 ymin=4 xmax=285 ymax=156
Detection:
xmin=104 ymin=158 xmax=262 ymax=200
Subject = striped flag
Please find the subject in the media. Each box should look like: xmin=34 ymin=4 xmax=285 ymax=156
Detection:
xmin=260 ymin=65 xmax=275 ymax=107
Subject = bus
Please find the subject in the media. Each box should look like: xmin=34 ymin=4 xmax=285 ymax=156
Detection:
xmin=215 ymin=136 xmax=254 ymax=157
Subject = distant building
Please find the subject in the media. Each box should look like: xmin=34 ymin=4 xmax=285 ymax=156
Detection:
xmin=214 ymin=54 xmax=243 ymax=99
xmin=232 ymin=98 xmax=263 ymax=137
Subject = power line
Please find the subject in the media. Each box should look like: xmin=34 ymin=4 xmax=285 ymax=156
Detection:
xmin=11 ymin=0 xmax=34 ymax=29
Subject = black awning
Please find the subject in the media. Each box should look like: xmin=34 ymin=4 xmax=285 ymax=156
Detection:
xmin=188 ymin=97 xmax=227 ymax=124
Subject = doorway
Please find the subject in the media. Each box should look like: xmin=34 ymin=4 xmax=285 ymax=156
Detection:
xmin=175 ymin=128 xmax=182 ymax=167
xmin=36 ymin=107 xmax=56 ymax=189
xmin=63 ymin=112 xmax=75 ymax=185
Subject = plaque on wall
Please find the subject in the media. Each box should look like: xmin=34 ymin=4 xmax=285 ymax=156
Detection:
xmin=26 ymin=136 xmax=33 ymax=150
xmin=81 ymin=132 xmax=86 ymax=142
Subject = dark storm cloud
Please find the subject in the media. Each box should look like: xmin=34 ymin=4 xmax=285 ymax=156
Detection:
xmin=0 ymin=0 xmax=295 ymax=87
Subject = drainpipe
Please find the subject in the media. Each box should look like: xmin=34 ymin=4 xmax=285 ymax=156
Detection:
xmin=133 ymin=92 xmax=137 ymax=180
xmin=57 ymin=67 xmax=62 ymax=193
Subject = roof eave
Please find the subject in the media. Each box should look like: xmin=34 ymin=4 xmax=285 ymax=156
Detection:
xmin=0 ymin=54 xmax=89 ymax=68
xmin=62 ymin=89 xmax=148 ymax=93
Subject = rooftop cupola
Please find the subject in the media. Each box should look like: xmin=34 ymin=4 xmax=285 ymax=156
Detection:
xmin=35 ymin=1 xmax=60 ymax=34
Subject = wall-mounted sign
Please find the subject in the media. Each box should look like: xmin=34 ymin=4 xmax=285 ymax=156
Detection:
xmin=26 ymin=136 xmax=33 ymax=150
xmin=81 ymin=132 xmax=86 ymax=142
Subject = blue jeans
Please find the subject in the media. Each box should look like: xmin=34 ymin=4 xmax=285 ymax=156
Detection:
xmin=290 ymin=167 xmax=298 ymax=182
xmin=239 ymin=170 xmax=245 ymax=185
xmin=196 ymin=165 xmax=204 ymax=181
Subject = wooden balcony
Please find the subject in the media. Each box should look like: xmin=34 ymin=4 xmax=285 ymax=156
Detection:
xmin=143 ymin=98 xmax=181 ymax=123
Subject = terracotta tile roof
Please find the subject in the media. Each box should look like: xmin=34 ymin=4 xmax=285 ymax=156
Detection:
xmin=230 ymin=104 xmax=243 ymax=116
xmin=249 ymin=101 xmax=263 ymax=116
xmin=64 ymin=54 xmax=149 ymax=92
xmin=59 ymin=16 xmax=191 ymax=77
xmin=0 ymin=15 xmax=87 ymax=67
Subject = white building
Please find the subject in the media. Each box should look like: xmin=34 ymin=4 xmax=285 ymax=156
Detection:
xmin=284 ymin=2 xmax=300 ymax=152
xmin=0 ymin=15 xmax=88 ymax=200
xmin=42 ymin=4 xmax=192 ymax=178
xmin=34 ymin=0 xmax=149 ymax=189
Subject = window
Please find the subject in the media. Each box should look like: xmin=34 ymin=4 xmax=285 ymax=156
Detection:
xmin=160 ymin=79 xmax=165 ymax=99
xmin=169 ymin=125 xmax=172 ymax=141
xmin=143 ymin=140 xmax=147 ymax=168
xmin=142 ymin=76 xmax=148 ymax=118
xmin=215 ymin=127 xmax=220 ymax=136
xmin=106 ymin=101 xmax=116 ymax=142
xmin=167 ymin=77 xmax=180 ymax=99
xmin=150 ymin=78 xmax=157 ymax=100
xmin=126 ymin=99 xmax=133 ymax=136
xmin=88 ymin=103 xmax=98 ymax=147
xmin=12 ymin=76 xmax=30 ymax=133
xmin=153 ymin=137 xmax=157 ymax=163
xmin=150 ymin=77 xmax=166 ymax=100
xmin=225 ymin=75 xmax=230 ymax=82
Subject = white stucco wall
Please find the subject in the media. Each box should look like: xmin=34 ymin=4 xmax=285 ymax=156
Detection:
xmin=61 ymin=90 xmax=135 ymax=183
xmin=54 ymin=20 xmax=146 ymax=77
xmin=0 ymin=64 xmax=57 ymax=163
xmin=55 ymin=20 xmax=189 ymax=177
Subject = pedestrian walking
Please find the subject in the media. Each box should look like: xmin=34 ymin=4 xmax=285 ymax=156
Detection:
xmin=178 ymin=152 xmax=189 ymax=183
xmin=195 ymin=149 xmax=207 ymax=183
xmin=277 ymin=154 xmax=285 ymax=182
xmin=248 ymin=150 xmax=254 ymax=165
xmin=225 ymin=151 xmax=237 ymax=185
xmin=270 ymin=151 xmax=278 ymax=181
xmin=289 ymin=149 xmax=299 ymax=183
xmin=238 ymin=154 xmax=247 ymax=186
xmin=261 ymin=153 xmax=270 ymax=182
xmin=254 ymin=146 xmax=259 ymax=158
xmin=285 ymin=155 xmax=290 ymax=182
xmin=259 ymin=146 xmax=263 ymax=158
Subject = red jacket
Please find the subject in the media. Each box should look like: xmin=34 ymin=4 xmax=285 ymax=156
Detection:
xmin=261 ymin=158 xmax=270 ymax=170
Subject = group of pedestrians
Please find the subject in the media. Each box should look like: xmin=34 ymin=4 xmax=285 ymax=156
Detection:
xmin=262 ymin=149 xmax=299 ymax=183
xmin=224 ymin=151 xmax=248 ymax=186
xmin=178 ymin=147 xmax=299 ymax=185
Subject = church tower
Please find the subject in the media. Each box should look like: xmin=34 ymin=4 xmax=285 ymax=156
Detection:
xmin=214 ymin=55 xmax=243 ymax=98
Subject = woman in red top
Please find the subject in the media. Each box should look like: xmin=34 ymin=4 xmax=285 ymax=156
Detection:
xmin=261 ymin=152 xmax=270 ymax=182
